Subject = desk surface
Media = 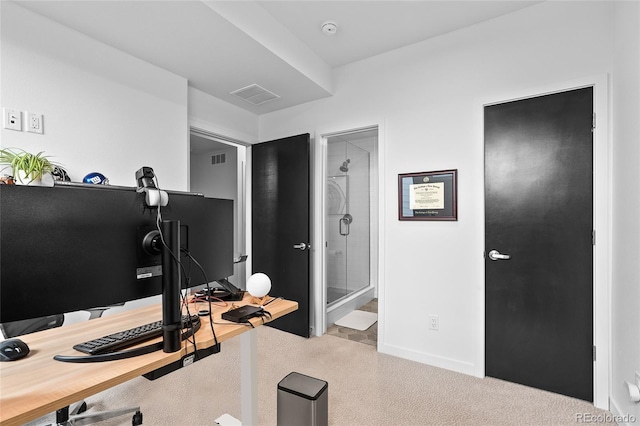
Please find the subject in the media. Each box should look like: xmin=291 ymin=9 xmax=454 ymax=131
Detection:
xmin=0 ymin=296 xmax=297 ymax=426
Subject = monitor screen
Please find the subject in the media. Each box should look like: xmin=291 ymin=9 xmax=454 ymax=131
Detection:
xmin=0 ymin=183 xmax=234 ymax=323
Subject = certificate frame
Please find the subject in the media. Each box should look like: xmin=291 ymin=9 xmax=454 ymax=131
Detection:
xmin=398 ymin=169 xmax=457 ymax=221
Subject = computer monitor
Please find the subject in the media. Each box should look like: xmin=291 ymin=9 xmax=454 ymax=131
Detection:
xmin=0 ymin=183 xmax=234 ymax=324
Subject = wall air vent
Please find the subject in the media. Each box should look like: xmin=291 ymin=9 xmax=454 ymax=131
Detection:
xmin=230 ymin=84 xmax=280 ymax=106
xmin=211 ymin=153 xmax=226 ymax=165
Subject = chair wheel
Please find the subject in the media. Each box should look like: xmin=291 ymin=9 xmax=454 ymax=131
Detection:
xmin=132 ymin=410 xmax=143 ymax=425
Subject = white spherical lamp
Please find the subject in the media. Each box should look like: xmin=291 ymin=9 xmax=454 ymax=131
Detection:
xmin=247 ymin=273 xmax=271 ymax=304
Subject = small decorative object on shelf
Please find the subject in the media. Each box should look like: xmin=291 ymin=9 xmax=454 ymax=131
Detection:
xmin=83 ymin=172 xmax=109 ymax=185
xmin=0 ymin=148 xmax=58 ymax=186
xmin=246 ymin=272 xmax=272 ymax=306
xmin=0 ymin=175 xmax=15 ymax=185
xmin=51 ymin=166 xmax=70 ymax=182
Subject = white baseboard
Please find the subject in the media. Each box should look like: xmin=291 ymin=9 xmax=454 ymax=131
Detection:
xmin=379 ymin=342 xmax=476 ymax=376
xmin=610 ymin=397 xmax=639 ymax=425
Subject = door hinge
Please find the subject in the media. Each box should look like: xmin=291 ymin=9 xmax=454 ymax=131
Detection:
xmin=593 ymin=345 xmax=597 ymax=361
xmin=592 ymin=113 xmax=596 ymax=132
xmin=592 ymin=230 xmax=596 ymax=246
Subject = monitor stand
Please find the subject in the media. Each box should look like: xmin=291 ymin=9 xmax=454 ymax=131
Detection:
xmin=54 ymin=220 xmax=185 ymax=363
xmin=195 ymin=278 xmax=245 ymax=302
xmin=161 ymin=220 xmax=182 ymax=353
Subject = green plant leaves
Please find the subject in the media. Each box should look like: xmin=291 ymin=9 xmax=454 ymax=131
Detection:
xmin=0 ymin=148 xmax=58 ymax=184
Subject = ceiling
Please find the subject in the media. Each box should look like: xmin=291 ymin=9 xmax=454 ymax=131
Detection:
xmin=13 ymin=1 xmax=540 ymax=115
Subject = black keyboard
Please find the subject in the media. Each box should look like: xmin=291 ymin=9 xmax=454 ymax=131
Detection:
xmin=73 ymin=314 xmax=200 ymax=355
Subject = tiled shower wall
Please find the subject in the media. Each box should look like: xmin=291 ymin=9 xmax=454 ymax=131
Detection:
xmin=327 ymin=136 xmax=374 ymax=302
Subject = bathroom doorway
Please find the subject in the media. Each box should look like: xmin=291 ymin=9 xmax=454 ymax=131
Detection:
xmin=324 ymin=127 xmax=378 ymax=326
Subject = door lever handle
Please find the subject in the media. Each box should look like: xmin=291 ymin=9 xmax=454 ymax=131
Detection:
xmin=293 ymin=243 xmax=309 ymax=251
xmin=488 ymin=250 xmax=511 ymax=261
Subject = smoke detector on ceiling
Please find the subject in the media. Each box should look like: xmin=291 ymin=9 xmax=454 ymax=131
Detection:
xmin=321 ymin=21 xmax=338 ymax=35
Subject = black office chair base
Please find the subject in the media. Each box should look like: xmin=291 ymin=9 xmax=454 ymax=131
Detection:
xmin=54 ymin=403 xmax=142 ymax=425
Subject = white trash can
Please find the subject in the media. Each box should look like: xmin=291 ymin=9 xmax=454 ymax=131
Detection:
xmin=277 ymin=372 xmax=328 ymax=426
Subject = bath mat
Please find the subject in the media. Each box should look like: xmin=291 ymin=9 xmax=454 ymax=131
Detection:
xmin=334 ymin=310 xmax=378 ymax=331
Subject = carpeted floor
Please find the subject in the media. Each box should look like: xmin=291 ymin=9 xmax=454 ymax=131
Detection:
xmin=27 ymin=322 xmax=615 ymax=426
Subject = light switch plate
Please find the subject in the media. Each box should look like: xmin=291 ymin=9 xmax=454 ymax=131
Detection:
xmin=3 ymin=108 xmax=22 ymax=131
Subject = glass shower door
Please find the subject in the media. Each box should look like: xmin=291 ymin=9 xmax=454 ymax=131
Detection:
xmin=326 ymin=139 xmax=370 ymax=305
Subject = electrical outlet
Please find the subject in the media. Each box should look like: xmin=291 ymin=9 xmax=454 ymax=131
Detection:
xmin=3 ymin=108 xmax=22 ymax=131
xmin=428 ymin=315 xmax=439 ymax=331
xmin=26 ymin=112 xmax=43 ymax=134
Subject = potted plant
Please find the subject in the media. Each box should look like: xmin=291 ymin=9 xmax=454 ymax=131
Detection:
xmin=0 ymin=148 xmax=58 ymax=185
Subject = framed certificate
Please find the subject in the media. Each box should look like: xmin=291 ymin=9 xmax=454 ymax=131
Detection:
xmin=398 ymin=169 xmax=457 ymax=221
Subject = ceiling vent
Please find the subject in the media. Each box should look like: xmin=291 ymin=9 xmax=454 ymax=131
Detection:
xmin=230 ymin=84 xmax=280 ymax=106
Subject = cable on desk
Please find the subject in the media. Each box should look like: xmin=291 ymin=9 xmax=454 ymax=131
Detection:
xmin=54 ymin=320 xmax=202 ymax=363
xmin=189 ymin=295 xmax=228 ymax=308
xmin=54 ymin=341 xmax=164 ymax=363
xmin=179 ymin=286 xmax=198 ymax=355
xmin=181 ymin=249 xmax=219 ymax=357
xmin=151 ymin=184 xmax=201 ymax=356
xmin=263 ymin=296 xmax=283 ymax=307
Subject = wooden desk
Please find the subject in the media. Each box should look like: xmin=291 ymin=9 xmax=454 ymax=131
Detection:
xmin=0 ymin=296 xmax=297 ymax=426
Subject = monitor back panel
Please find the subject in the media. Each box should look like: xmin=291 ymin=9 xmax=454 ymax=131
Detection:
xmin=0 ymin=184 xmax=233 ymax=323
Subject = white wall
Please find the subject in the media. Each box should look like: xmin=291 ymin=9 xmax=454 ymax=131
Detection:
xmin=1 ymin=2 xmax=189 ymax=189
xmin=0 ymin=2 xmax=259 ymax=324
xmin=188 ymin=87 xmax=259 ymax=144
xmin=260 ymin=0 xmax=614 ymax=381
xmin=611 ymin=1 xmax=640 ymax=423
xmin=0 ymin=2 xmax=190 ymax=324
xmin=1 ymin=4 xmax=260 ymax=189
xmin=190 ymin=146 xmax=238 ymax=200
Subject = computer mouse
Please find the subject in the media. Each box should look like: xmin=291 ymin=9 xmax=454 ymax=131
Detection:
xmin=0 ymin=338 xmax=30 ymax=361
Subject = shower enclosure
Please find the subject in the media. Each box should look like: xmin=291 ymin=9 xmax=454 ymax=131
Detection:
xmin=326 ymin=135 xmax=372 ymax=306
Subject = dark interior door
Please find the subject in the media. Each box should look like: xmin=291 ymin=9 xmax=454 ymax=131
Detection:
xmin=485 ymin=87 xmax=594 ymax=401
xmin=251 ymin=134 xmax=310 ymax=337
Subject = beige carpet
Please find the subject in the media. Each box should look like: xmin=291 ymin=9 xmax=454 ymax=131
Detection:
xmin=28 ymin=326 xmax=614 ymax=425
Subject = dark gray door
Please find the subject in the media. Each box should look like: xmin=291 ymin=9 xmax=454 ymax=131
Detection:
xmin=485 ymin=87 xmax=594 ymax=401
xmin=251 ymin=134 xmax=310 ymax=337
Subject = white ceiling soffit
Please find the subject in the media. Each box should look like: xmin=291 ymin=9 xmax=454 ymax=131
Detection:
xmin=12 ymin=0 xmax=333 ymax=114
xmin=203 ymin=1 xmax=333 ymax=96
xmin=11 ymin=1 xmax=541 ymax=115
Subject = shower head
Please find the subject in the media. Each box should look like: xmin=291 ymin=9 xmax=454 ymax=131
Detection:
xmin=340 ymin=159 xmax=350 ymax=173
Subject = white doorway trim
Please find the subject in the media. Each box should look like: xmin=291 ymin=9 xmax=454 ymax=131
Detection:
xmin=189 ymin=125 xmax=249 ymax=288
xmin=478 ymin=74 xmax=611 ymax=410
xmin=313 ymin=120 xmax=386 ymax=339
